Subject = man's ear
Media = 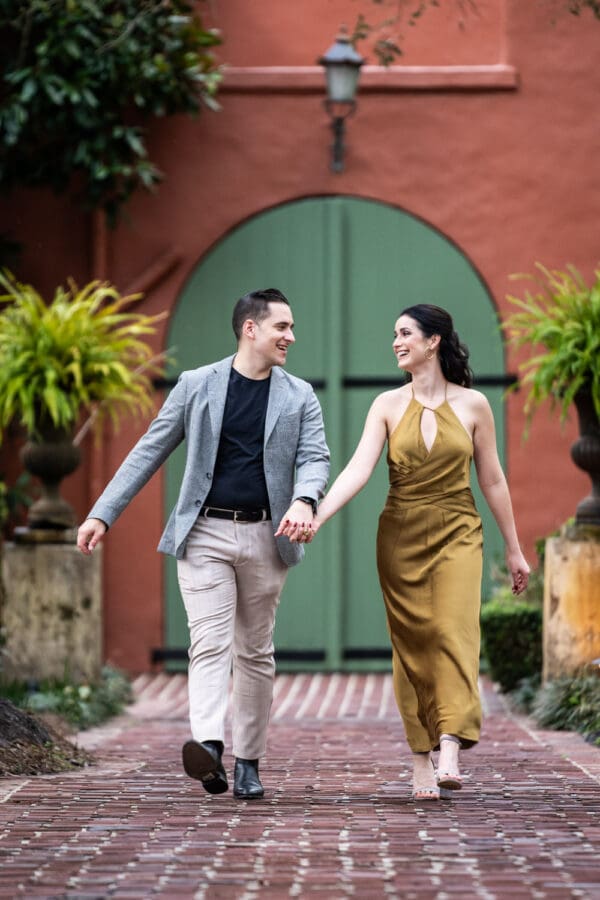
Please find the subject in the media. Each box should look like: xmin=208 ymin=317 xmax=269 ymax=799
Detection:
xmin=242 ymin=318 xmax=256 ymax=340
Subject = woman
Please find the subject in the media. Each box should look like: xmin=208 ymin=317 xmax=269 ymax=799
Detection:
xmin=277 ymin=304 xmax=530 ymax=801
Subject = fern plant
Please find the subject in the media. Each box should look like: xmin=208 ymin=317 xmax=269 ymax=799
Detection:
xmin=504 ymin=263 xmax=600 ymax=424
xmin=0 ymin=270 xmax=166 ymax=441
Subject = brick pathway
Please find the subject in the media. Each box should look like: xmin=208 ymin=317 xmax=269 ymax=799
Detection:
xmin=1 ymin=674 xmax=599 ymax=899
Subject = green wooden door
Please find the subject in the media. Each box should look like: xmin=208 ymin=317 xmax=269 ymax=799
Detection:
xmin=162 ymin=197 xmax=507 ymax=671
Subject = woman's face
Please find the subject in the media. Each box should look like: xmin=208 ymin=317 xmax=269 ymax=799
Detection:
xmin=392 ymin=314 xmax=430 ymax=371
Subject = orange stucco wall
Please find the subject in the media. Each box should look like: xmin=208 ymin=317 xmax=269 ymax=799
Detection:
xmin=3 ymin=0 xmax=597 ymax=672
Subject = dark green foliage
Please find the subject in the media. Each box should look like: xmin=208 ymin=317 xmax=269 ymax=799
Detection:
xmin=508 ymin=673 xmax=542 ymax=713
xmin=0 ymin=0 xmax=222 ymax=221
xmin=480 ymin=601 xmax=543 ymax=692
xmin=1 ymin=664 xmax=132 ymax=729
xmin=0 ymin=472 xmax=32 ymax=530
xmin=533 ymin=672 xmax=600 ymax=745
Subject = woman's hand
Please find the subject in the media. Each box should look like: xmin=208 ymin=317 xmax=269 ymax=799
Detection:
xmin=275 ymin=517 xmax=323 ymax=543
xmin=507 ymin=548 xmax=530 ymax=595
xmin=300 ymin=518 xmax=322 ymax=543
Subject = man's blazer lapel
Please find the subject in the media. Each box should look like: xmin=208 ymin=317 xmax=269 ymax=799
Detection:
xmin=264 ymin=367 xmax=286 ymax=443
xmin=206 ymin=355 xmax=234 ymax=440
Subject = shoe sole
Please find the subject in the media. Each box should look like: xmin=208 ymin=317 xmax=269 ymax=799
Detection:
xmin=436 ymin=774 xmax=462 ymax=790
xmin=233 ymin=789 xmax=264 ymax=800
xmin=412 ymin=790 xmax=440 ymax=802
xmin=182 ymin=741 xmax=229 ymax=794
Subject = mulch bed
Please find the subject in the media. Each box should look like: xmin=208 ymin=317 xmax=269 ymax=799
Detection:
xmin=0 ymin=698 xmax=93 ymax=776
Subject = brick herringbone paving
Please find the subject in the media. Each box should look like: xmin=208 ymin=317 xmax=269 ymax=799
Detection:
xmin=1 ymin=675 xmax=599 ymax=899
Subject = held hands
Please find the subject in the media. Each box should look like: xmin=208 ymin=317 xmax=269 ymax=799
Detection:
xmin=275 ymin=517 xmax=322 ymax=543
xmin=275 ymin=499 xmax=319 ymax=544
xmin=76 ymin=517 xmax=107 ymax=555
xmin=507 ymin=548 xmax=530 ymax=595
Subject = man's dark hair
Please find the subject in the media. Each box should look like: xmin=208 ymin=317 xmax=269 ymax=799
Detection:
xmin=232 ymin=288 xmax=290 ymax=340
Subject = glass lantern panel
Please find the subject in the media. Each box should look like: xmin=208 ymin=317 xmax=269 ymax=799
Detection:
xmin=326 ymin=64 xmax=360 ymax=103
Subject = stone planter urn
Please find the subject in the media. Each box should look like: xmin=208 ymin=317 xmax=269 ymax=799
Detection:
xmin=1 ymin=425 xmax=102 ymax=682
xmin=571 ymin=388 xmax=600 ymax=526
xmin=19 ymin=426 xmax=81 ymax=531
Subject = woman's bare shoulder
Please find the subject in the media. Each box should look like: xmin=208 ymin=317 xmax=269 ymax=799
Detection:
xmin=448 ymin=384 xmax=489 ymax=409
xmin=371 ymin=385 xmax=412 ymax=432
xmin=376 ymin=384 xmax=411 ymax=404
xmin=372 ymin=384 xmax=410 ymax=412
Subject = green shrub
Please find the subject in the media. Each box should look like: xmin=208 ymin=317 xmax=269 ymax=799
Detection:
xmin=0 ymin=472 xmax=32 ymax=532
xmin=532 ymin=672 xmax=600 ymax=745
xmin=480 ymin=601 xmax=543 ymax=691
xmin=0 ymin=665 xmax=132 ymax=730
xmin=508 ymin=673 xmax=542 ymax=713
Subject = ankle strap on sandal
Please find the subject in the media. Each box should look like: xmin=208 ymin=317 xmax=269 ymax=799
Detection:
xmin=439 ymin=734 xmax=461 ymax=745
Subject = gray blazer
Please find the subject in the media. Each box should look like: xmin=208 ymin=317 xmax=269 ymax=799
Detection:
xmin=88 ymin=355 xmax=330 ymax=566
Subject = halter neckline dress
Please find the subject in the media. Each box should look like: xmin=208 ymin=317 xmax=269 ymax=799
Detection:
xmin=376 ymin=387 xmax=483 ymax=752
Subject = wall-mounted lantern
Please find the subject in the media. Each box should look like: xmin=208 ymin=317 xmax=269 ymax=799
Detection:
xmin=319 ymin=27 xmax=365 ymax=173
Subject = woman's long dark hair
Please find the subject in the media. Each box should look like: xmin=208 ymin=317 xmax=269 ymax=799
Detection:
xmin=399 ymin=304 xmax=473 ymax=387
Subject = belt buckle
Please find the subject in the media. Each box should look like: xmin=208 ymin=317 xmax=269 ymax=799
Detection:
xmin=232 ymin=508 xmax=266 ymax=522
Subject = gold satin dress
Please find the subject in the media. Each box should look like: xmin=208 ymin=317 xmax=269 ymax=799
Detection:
xmin=376 ymin=391 xmax=483 ymax=752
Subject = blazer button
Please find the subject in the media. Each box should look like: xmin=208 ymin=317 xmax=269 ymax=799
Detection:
xmin=195 ymin=500 xmax=201 ymax=506
xmin=206 ymin=473 xmax=212 ymax=480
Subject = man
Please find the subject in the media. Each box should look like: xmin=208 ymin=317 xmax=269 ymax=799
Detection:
xmin=77 ymin=288 xmax=329 ymax=799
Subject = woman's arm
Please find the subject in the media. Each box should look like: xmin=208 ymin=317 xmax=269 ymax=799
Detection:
xmin=472 ymin=393 xmax=530 ymax=594
xmin=275 ymin=394 xmax=388 ymax=541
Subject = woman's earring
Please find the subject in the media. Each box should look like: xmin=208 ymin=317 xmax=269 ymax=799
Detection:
xmin=425 ymin=347 xmax=434 ymax=360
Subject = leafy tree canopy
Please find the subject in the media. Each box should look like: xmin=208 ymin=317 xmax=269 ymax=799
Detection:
xmin=0 ymin=0 xmax=222 ymax=222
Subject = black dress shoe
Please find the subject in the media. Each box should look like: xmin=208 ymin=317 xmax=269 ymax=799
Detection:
xmin=233 ymin=758 xmax=264 ymax=799
xmin=182 ymin=740 xmax=228 ymax=794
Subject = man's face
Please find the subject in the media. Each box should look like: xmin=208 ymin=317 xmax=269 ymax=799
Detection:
xmin=251 ymin=302 xmax=295 ymax=367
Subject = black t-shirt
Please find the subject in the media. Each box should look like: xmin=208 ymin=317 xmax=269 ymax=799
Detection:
xmin=203 ymin=368 xmax=271 ymax=511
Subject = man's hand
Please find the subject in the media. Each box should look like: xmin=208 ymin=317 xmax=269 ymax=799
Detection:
xmin=77 ymin=517 xmax=107 ymax=555
xmin=275 ymin=499 xmax=314 ymax=543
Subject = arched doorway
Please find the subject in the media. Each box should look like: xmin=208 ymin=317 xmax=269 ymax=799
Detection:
xmin=162 ymin=196 xmax=508 ymax=671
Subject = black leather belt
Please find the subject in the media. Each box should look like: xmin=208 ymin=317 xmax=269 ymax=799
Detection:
xmin=200 ymin=506 xmax=270 ymax=523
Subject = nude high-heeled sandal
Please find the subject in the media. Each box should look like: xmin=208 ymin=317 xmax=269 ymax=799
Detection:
xmin=436 ymin=734 xmax=463 ymax=790
xmin=412 ymin=753 xmax=440 ymax=801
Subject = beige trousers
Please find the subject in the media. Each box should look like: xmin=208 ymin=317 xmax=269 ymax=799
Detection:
xmin=176 ymin=515 xmax=288 ymax=760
